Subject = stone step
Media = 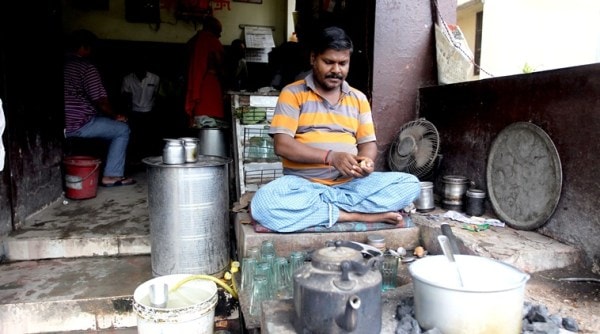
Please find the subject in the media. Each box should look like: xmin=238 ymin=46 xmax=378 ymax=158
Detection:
xmin=0 ymin=255 xmax=151 ymax=333
xmin=3 ymin=173 xmax=150 ymax=262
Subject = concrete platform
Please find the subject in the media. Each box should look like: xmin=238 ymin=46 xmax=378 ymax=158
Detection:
xmin=234 ymin=212 xmax=421 ymax=259
xmin=413 ymin=209 xmax=583 ymax=273
xmin=3 ymin=171 xmax=150 ymax=261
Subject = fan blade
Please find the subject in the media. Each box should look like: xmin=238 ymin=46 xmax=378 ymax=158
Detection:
xmin=400 ymin=124 xmax=427 ymax=141
xmin=414 ymin=140 xmax=434 ymax=167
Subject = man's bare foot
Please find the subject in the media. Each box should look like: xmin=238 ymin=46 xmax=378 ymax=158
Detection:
xmin=338 ymin=210 xmax=404 ymax=225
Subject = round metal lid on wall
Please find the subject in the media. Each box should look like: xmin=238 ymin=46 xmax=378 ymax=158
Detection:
xmin=486 ymin=122 xmax=562 ymax=230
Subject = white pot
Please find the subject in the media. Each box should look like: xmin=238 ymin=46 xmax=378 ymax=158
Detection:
xmin=409 ymin=255 xmax=530 ymax=334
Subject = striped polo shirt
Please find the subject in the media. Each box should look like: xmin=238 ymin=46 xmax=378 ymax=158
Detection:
xmin=269 ymin=73 xmax=376 ymax=185
xmin=63 ymin=54 xmax=107 ymax=133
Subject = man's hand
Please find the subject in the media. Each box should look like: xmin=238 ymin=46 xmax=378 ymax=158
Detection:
xmin=357 ymin=156 xmax=374 ymax=176
xmin=328 ymin=152 xmax=373 ymax=178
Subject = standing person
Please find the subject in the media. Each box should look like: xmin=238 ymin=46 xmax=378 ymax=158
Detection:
xmin=63 ymin=29 xmax=135 ymax=187
xmin=225 ymin=39 xmax=248 ymax=91
xmin=121 ymin=59 xmax=160 ymax=164
xmin=250 ymin=26 xmax=421 ymax=232
xmin=185 ymin=16 xmax=225 ymax=124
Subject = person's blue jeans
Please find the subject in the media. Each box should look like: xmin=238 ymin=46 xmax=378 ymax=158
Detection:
xmin=65 ymin=116 xmax=130 ymax=177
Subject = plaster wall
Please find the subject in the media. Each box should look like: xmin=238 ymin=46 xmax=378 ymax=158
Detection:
xmin=418 ymin=63 xmax=600 ymax=273
xmin=371 ymin=0 xmax=454 ymax=169
xmin=0 ymin=1 xmax=65 ymax=248
xmin=62 ymin=0 xmax=288 ymax=46
xmin=479 ymin=0 xmax=600 ymax=77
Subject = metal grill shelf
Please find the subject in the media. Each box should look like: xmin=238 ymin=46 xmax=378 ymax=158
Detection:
xmin=242 ymin=127 xmax=278 ymax=162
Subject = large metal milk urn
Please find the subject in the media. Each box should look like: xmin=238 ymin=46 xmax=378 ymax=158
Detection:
xmin=143 ymin=155 xmax=232 ymax=277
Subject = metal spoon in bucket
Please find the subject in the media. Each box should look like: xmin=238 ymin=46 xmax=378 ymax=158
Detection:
xmin=437 ymin=235 xmax=464 ymax=287
xmin=149 ymin=282 xmax=168 ymax=308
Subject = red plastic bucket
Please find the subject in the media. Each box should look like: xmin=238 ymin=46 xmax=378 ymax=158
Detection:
xmin=63 ymin=156 xmax=102 ymax=200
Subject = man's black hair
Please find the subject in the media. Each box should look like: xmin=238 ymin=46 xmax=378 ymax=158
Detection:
xmin=66 ymin=29 xmax=98 ymax=51
xmin=310 ymin=26 xmax=354 ymax=55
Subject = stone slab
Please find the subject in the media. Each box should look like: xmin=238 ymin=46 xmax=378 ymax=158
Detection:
xmin=234 ymin=212 xmax=421 ymax=259
xmin=413 ymin=209 xmax=582 ymax=273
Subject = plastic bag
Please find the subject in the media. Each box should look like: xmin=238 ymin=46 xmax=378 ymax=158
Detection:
xmin=435 ymin=23 xmax=474 ymax=84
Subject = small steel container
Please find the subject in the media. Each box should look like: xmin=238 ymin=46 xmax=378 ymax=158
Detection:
xmin=162 ymin=139 xmax=185 ymax=164
xmin=465 ymin=188 xmax=486 ymax=216
xmin=414 ymin=181 xmax=435 ymax=212
xmin=180 ymin=137 xmax=199 ymax=163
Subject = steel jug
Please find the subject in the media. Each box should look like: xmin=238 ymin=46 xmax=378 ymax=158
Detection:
xmin=293 ymin=241 xmax=382 ymax=334
xmin=179 ymin=137 xmax=199 ymax=163
xmin=162 ymin=138 xmax=185 ymax=164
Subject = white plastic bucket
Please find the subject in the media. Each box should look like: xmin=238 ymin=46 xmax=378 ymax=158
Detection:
xmin=409 ymin=255 xmax=530 ymax=334
xmin=133 ymin=274 xmax=218 ymax=334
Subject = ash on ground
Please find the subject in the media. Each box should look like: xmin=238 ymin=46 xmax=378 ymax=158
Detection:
xmin=395 ymin=297 xmax=579 ymax=334
xmin=215 ymin=289 xmax=239 ymax=318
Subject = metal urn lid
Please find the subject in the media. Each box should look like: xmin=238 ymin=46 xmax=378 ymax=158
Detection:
xmin=311 ymin=241 xmax=364 ymax=271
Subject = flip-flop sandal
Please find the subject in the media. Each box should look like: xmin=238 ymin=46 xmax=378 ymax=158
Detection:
xmin=101 ymin=178 xmax=136 ymax=187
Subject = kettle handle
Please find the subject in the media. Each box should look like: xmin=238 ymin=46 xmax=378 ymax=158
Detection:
xmin=340 ymin=259 xmax=377 ymax=281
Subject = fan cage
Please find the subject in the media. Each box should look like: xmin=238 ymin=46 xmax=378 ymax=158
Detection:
xmin=388 ymin=119 xmax=440 ymax=179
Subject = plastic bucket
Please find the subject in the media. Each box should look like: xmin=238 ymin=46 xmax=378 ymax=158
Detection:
xmin=409 ymin=255 xmax=530 ymax=334
xmin=133 ymin=274 xmax=218 ymax=334
xmin=63 ymin=156 xmax=101 ymax=200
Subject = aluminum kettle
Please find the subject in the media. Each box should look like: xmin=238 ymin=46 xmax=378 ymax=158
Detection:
xmin=293 ymin=241 xmax=382 ymax=333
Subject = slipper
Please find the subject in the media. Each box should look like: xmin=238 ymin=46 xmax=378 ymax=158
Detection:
xmin=101 ymin=178 xmax=136 ymax=187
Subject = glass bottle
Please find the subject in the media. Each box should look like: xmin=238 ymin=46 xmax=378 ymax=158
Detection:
xmin=246 ymin=246 xmax=261 ymax=260
xmin=241 ymin=257 xmax=257 ymax=293
xmin=249 ymin=274 xmax=268 ymax=317
xmin=255 ymin=261 xmax=274 ymax=299
xmin=273 ymin=256 xmax=291 ymax=299
xmin=287 ymin=251 xmax=306 ymax=296
xmin=261 ymin=240 xmax=276 ymax=258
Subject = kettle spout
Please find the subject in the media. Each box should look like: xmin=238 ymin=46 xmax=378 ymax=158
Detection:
xmin=336 ymin=295 xmax=361 ymax=332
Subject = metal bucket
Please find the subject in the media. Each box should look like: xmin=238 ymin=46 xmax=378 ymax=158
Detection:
xmin=143 ymin=155 xmax=232 ymax=277
xmin=197 ymin=128 xmax=229 ymax=157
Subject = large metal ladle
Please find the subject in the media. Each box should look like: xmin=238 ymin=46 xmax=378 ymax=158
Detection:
xmin=437 ymin=234 xmax=464 ymax=287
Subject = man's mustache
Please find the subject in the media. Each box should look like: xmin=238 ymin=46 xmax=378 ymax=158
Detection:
xmin=326 ymin=73 xmax=344 ymax=80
